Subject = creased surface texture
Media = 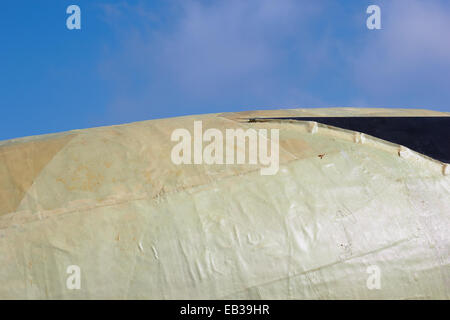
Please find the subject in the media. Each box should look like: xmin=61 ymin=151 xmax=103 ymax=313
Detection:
xmin=0 ymin=108 xmax=449 ymax=299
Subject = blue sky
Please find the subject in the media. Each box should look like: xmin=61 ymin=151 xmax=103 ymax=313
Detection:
xmin=1 ymin=0 xmax=449 ymax=140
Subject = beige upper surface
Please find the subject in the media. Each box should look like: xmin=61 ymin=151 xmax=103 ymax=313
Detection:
xmin=0 ymin=108 xmax=449 ymax=299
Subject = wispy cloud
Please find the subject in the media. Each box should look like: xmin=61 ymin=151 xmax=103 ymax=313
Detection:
xmin=97 ymin=0 xmax=450 ymax=123
xmin=352 ymin=0 xmax=450 ymax=108
xmin=98 ymin=0 xmax=328 ymax=121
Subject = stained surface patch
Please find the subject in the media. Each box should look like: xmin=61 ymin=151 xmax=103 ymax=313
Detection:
xmin=0 ymin=134 xmax=75 ymax=216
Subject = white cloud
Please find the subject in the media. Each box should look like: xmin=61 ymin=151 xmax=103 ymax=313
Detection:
xmin=98 ymin=0 xmax=450 ymax=121
xmin=98 ymin=0 xmax=328 ymax=121
xmin=353 ymin=0 xmax=450 ymax=107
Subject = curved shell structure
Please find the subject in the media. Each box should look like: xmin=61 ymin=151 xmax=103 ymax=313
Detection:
xmin=0 ymin=108 xmax=449 ymax=299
